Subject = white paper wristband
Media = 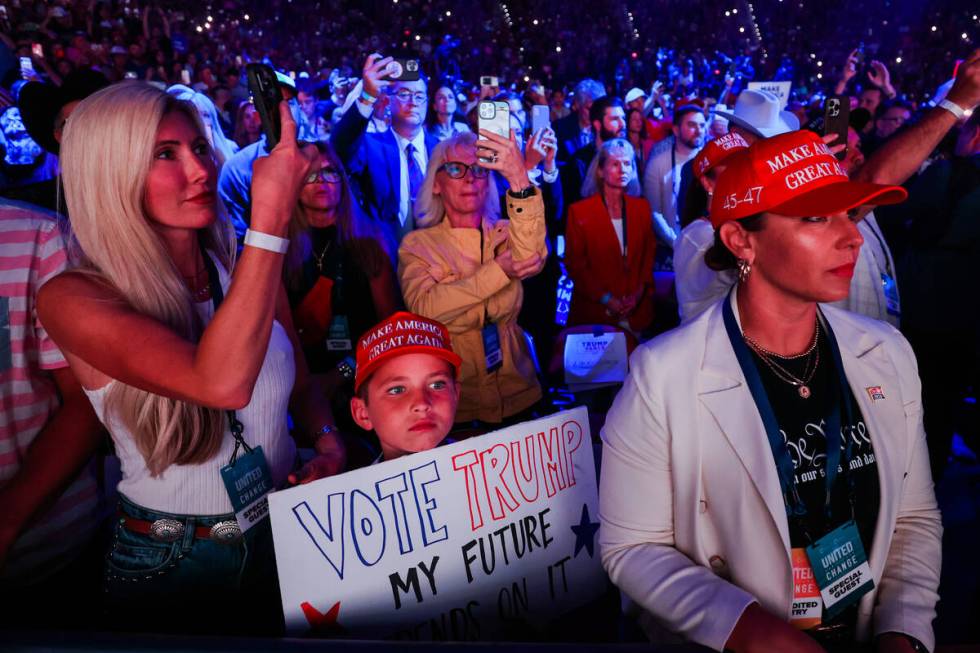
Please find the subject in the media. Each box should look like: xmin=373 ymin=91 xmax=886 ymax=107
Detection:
xmin=938 ymin=99 xmax=966 ymax=120
xmin=244 ymin=229 xmax=289 ymax=254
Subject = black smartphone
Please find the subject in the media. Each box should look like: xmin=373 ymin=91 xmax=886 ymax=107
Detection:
xmin=246 ymin=63 xmax=282 ymax=148
xmin=823 ymin=94 xmax=850 ymax=161
xmin=382 ymin=58 xmax=421 ymax=82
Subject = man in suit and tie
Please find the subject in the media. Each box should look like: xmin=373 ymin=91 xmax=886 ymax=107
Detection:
xmin=331 ymin=54 xmax=439 ymax=244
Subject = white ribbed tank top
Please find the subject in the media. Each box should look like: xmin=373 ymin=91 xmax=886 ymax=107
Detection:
xmin=83 ymin=254 xmax=297 ymax=515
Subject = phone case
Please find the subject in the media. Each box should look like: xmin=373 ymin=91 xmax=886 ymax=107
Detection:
xmin=478 ymin=101 xmax=510 ymax=138
xmin=531 ymin=105 xmax=550 ymax=134
xmin=246 ymin=63 xmax=282 ymax=149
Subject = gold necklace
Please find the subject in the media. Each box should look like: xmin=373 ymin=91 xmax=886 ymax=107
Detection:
xmin=182 ymin=266 xmax=211 ymax=302
xmin=743 ymin=321 xmax=821 ymax=399
xmin=313 ymin=240 xmax=331 ymax=272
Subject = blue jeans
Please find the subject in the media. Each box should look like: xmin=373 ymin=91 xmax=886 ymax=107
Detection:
xmin=104 ymin=494 xmax=282 ymax=635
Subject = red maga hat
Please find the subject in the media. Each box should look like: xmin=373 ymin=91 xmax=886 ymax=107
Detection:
xmin=354 ymin=312 xmax=462 ymax=392
xmin=709 ymin=130 xmax=907 ymax=228
xmin=693 ymin=132 xmax=749 ymax=180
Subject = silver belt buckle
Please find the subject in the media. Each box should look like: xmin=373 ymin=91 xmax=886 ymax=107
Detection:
xmin=148 ymin=518 xmax=185 ymax=542
xmin=209 ymin=520 xmax=242 ymax=543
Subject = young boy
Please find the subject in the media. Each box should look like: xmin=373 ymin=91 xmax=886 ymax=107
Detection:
xmin=349 ymin=312 xmax=462 ymax=462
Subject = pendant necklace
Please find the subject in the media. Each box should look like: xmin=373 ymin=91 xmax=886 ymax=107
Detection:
xmin=743 ymin=321 xmax=821 ymax=399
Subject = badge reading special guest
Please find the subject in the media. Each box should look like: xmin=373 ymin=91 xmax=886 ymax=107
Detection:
xmin=805 ymin=521 xmax=874 ymax=619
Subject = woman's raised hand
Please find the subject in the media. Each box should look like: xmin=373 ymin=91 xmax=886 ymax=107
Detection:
xmin=477 ymin=128 xmax=532 ymax=190
xmin=250 ymin=100 xmax=317 ymax=235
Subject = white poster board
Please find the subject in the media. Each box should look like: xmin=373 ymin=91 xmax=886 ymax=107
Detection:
xmin=747 ymin=81 xmax=792 ymax=109
xmin=269 ymin=406 xmax=605 ymax=641
xmin=563 ymin=332 xmax=629 ymax=389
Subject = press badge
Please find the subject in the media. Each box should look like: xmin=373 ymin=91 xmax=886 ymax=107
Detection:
xmin=881 ymin=273 xmax=900 ymax=317
xmin=482 ymin=322 xmax=503 ymax=372
xmin=220 ymin=446 xmax=273 ymax=533
xmin=325 ymin=314 xmax=352 ymax=351
xmin=805 ymin=521 xmax=874 ymax=619
xmin=790 ymin=548 xmax=823 ymax=629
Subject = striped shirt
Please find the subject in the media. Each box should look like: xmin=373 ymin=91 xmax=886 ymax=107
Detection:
xmin=0 ymin=199 xmax=98 ymax=583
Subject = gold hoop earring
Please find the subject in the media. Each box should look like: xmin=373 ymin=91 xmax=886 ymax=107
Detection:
xmin=737 ymin=258 xmax=751 ymax=283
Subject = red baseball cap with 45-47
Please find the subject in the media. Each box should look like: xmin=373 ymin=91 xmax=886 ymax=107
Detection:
xmin=709 ymin=130 xmax=907 ymax=228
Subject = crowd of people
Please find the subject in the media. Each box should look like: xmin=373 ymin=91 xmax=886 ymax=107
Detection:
xmin=2 ymin=1 xmax=980 ymax=651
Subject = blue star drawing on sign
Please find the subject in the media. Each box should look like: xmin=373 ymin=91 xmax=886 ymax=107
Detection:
xmin=570 ymin=503 xmax=600 ymax=558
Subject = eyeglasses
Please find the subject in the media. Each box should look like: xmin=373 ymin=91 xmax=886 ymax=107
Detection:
xmin=304 ymin=167 xmax=342 ymax=184
xmin=438 ymin=161 xmax=490 ymax=179
xmin=392 ymin=90 xmax=428 ymax=104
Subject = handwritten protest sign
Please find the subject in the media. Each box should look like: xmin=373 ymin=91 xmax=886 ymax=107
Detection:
xmin=269 ymin=406 xmax=605 ymax=640
xmin=748 ymin=80 xmax=792 ymax=109
xmin=563 ymin=331 xmax=629 ymax=389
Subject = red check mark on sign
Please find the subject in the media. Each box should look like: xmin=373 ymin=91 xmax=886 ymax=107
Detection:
xmin=300 ymin=600 xmax=344 ymax=635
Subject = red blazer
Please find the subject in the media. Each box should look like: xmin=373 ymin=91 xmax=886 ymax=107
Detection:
xmin=565 ymin=194 xmax=656 ymax=330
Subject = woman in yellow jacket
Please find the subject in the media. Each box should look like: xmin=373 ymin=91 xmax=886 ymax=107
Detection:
xmin=398 ymin=129 xmax=547 ymax=426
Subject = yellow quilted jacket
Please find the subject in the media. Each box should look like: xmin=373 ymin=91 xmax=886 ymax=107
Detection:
xmin=397 ymin=193 xmax=547 ymax=423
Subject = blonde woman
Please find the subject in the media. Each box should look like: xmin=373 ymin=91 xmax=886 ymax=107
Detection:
xmin=399 ymin=129 xmax=547 ymax=427
xmin=36 ymin=82 xmax=345 ymax=634
xmin=565 ymin=138 xmax=656 ymax=336
xmin=166 ymin=83 xmax=240 ymax=169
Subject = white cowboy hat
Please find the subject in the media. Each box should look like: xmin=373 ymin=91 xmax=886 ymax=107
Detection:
xmin=713 ymin=89 xmax=799 ymax=138
xmin=624 ymin=87 xmax=647 ymax=104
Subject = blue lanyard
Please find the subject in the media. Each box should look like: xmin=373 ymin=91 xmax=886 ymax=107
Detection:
xmin=201 ymin=249 xmax=250 ymax=464
xmin=722 ymin=293 xmax=857 ymax=534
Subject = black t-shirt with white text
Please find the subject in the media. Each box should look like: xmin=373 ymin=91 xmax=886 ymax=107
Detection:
xmin=748 ymin=328 xmax=881 ymax=629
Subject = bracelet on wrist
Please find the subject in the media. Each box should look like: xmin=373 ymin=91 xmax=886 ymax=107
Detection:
xmin=243 ymin=229 xmax=289 ymax=254
xmin=359 ymin=90 xmax=378 ymax=105
xmin=938 ymin=98 xmax=967 ymax=120
xmin=336 ymin=356 xmax=356 ymax=382
xmin=313 ymin=423 xmax=337 ymax=444
xmin=507 ymin=184 xmax=536 ymax=199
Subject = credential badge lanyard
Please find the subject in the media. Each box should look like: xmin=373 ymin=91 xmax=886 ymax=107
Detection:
xmin=203 ymin=252 xmax=250 ymax=464
xmin=479 ymin=225 xmax=503 ymax=372
xmin=722 ymin=291 xmax=872 ymax=619
xmin=600 ymin=193 xmax=628 ymax=262
xmin=203 ymin=250 xmax=274 ymax=533
xmin=721 ymin=291 xmax=857 ymax=537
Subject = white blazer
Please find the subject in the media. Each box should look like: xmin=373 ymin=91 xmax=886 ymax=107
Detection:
xmin=599 ymin=293 xmax=942 ymax=652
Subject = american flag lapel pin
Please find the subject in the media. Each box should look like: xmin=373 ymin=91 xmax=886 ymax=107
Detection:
xmin=866 ymin=386 xmax=885 ymax=402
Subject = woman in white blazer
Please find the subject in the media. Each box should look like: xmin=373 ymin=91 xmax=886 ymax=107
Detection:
xmin=599 ymin=130 xmax=941 ymax=653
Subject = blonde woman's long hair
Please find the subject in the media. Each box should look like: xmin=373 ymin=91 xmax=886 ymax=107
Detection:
xmin=413 ymin=131 xmax=500 ymax=228
xmin=61 ymin=81 xmax=236 ymax=476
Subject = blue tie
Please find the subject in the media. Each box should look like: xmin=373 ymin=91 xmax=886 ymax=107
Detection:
xmin=405 ymin=142 xmax=424 ymax=206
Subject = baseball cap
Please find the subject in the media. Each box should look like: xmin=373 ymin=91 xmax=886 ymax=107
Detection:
xmin=709 ymin=130 xmax=907 ymax=228
xmin=693 ymin=131 xmax=749 ymax=180
xmin=624 ymin=87 xmax=646 ymax=104
xmin=354 ymin=312 xmax=462 ymax=392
